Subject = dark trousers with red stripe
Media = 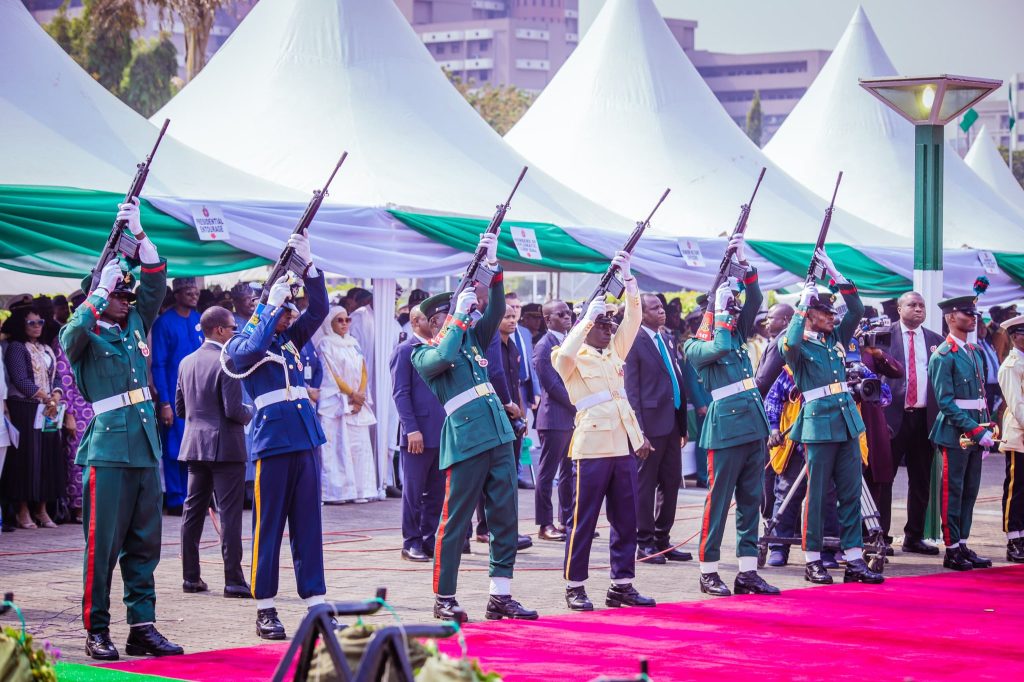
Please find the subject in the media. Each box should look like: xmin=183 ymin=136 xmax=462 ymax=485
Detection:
xmin=433 ymin=443 xmax=518 ymax=596
xmin=698 ymin=441 xmax=764 ymax=563
xmin=938 ymin=445 xmax=983 ymax=546
xmin=82 ymin=466 xmax=162 ymax=633
xmin=563 ymin=455 xmax=638 ymax=583
xmin=536 ymin=429 xmax=573 ymax=527
xmin=803 ymin=440 xmax=862 ymax=552
xmin=1004 ymin=451 xmax=1024 ymax=534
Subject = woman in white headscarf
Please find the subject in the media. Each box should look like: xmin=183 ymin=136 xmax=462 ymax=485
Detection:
xmin=317 ymin=306 xmax=378 ymax=503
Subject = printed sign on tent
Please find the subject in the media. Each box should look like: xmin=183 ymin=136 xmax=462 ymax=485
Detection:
xmin=677 ymin=239 xmax=706 ymax=268
xmin=510 ymin=226 xmax=543 ymax=260
xmin=190 ymin=204 xmax=229 ymax=241
xmin=977 ymin=250 xmax=999 ymax=275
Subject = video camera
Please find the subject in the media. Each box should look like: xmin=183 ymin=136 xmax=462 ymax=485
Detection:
xmin=846 ymin=361 xmax=883 ymax=404
xmin=858 ymin=315 xmax=892 ymax=349
xmin=843 ymin=322 xmax=887 ymax=404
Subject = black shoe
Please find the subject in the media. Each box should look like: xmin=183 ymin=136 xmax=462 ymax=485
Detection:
xmin=517 ymin=478 xmax=536 ymax=490
xmin=843 ymin=558 xmax=884 ymax=584
xmin=565 ymin=586 xmax=594 ymax=611
xmin=804 ymin=560 xmax=833 ymax=584
xmin=517 ymin=534 xmax=533 ymax=551
xmin=538 ymin=525 xmax=566 ymax=541
xmin=636 ymin=545 xmax=667 ymax=565
xmin=385 ymin=485 xmax=403 ymax=499
xmin=85 ymin=630 xmax=119 ymax=661
xmin=256 ymin=608 xmax=287 ymax=640
xmin=820 ymin=553 xmax=840 ymax=569
xmin=165 ymin=505 xmax=183 ymax=517
xmin=1008 ymin=539 xmax=1024 ymax=563
xmin=475 ymin=533 xmax=489 ymax=543
xmin=902 ymin=537 xmax=940 ymax=555
xmin=960 ymin=545 xmax=993 ymax=568
xmin=657 ymin=546 xmax=693 ymax=562
xmin=182 ymin=579 xmax=209 ymax=593
xmin=698 ymin=572 xmax=731 ymax=597
xmin=485 ymin=594 xmax=539 ymax=620
xmin=734 ymin=570 xmax=781 ymax=595
xmin=433 ymin=596 xmax=464 ymax=620
xmin=605 ymin=583 xmax=656 ymax=607
xmin=943 ymin=547 xmax=974 ymax=571
xmin=423 ymin=542 xmax=435 ymax=559
xmin=462 ymin=538 xmax=472 ymax=554
xmin=401 ymin=547 xmax=430 ymax=562
xmin=224 ymin=584 xmax=252 ymax=598
xmin=124 ymin=624 xmax=184 ymax=657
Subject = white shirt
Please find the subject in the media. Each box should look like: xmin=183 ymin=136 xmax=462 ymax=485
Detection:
xmin=549 ymin=330 xmax=566 ymax=343
xmin=900 ymin=321 xmax=928 ymax=408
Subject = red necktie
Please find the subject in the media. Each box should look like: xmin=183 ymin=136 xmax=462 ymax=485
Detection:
xmin=906 ymin=330 xmax=917 ymax=407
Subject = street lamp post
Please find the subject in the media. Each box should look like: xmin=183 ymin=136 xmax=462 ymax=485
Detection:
xmin=859 ymin=75 xmax=1001 ymax=319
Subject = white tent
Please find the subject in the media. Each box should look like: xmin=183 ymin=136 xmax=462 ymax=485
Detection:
xmin=965 ymin=125 xmax=1024 ymax=216
xmin=153 ymin=0 xmax=624 ymax=229
xmin=764 ymin=6 xmax=1024 ymax=251
xmin=504 ymin=0 xmax=901 ymax=249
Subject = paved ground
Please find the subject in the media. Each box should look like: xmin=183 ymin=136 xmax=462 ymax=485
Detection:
xmin=0 ymin=457 xmax=1014 ymax=666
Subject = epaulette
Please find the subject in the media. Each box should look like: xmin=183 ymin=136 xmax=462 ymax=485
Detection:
xmin=937 ymin=343 xmax=952 ymax=356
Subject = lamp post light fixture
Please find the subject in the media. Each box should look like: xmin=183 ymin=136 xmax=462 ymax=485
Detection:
xmin=859 ymin=75 xmax=1001 ymax=318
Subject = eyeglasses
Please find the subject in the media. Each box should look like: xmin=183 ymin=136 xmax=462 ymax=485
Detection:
xmin=550 ymin=311 xmax=572 ymax=317
xmin=222 ymin=324 xmax=238 ymax=331
xmin=334 ymin=317 xmax=350 ymax=323
xmin=26 ymin=320 xmax=45 ymax=326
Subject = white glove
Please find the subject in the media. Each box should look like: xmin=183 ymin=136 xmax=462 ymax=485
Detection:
xmin=979 ymin=431 xmax=996 ymax=448
xmin=584 ymin=299 xmax=607 ymax=322
xmin=479 ymin=232 xmax=499 ymax=266
xmin=799 ymin=283 xmax=817 ymax=308
xmin=729 ymin=233 xmax=746 ymax=263
xmin=714 ymin=281 xmax=732 ymax=312
xmin=611 ymin=250 xmax=632 ymax=279
xmin=455 ymin=289 xmax=477 ymax=315
xmin=96 ymin=259 xmax=122 ymax=294
xmin=117 ymin=198 xmax=144 ymax=237
xmin=267 ymin=275 xmax=291 ymax=308
xmin=816 ymin=248 xmax=841 ymax=280
xmin=288 ymin=233 xmax=312 ymax=266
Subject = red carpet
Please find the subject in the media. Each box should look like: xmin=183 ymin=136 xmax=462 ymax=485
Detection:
xmin=105 ymin=566 xmax=1024 ymax=681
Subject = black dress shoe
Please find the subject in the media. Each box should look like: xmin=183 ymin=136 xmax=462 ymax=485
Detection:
xmin=423 ymin=542 xmax=435 ymax=559
xmin=804 ymin=560 xmax=833 ymax=584
xmin=256 ymin=607 xmax=287 ymax=640
xmin=943 ymin=547 xmax=974 ymax=571
xmin=385 ymin=485 xmax=403 ymax=498
xmin=565 ymin=586 xmax=594 ymax=611
xmin=636 ymin=545 xmax=666 ymax=565
xmin=1008 ymin=539 xmax=1024 ymax=563
xmin=539 ymin=525 xmax=566 ymax=541
xmin=402 ymin=547 xmax=430 ymax=562
xmin=224 ymin=584 xmax=252 ymax=598
xmin=902 ymin=537 xmax=940 ymax=555
xmin=85 ymin=630 xmax=119 ymax=661
xmin=605 ymin=583 xmax=656 ymax=607
xmin=475 ymin=533 xmax=489 ymax=543
xmin=698 ymin=572 xmax=731 ymax=596
xmin=961 ymin=545 xmax=992 ymax=568
xmin=843 ymin=558 xmax=884 ymax=584
xmin=517 ymin=534 xmax=533 ymax=551
xmin=657 ymin=546 xmax=693 ymax=562
xmin=433 ymin=596 xmax=464 ymax=620
xmin=734 ymin=570 xmax=781 ymax=595
xmin=182 ymin=579 xmax=209 ymax=593
xmin=125 ymin=624 xmax=184 ymax=656
xmin=517 ymin=478 xmax=536 ymax=490
xmin=485 ymin=594 xmax=539 ymax=620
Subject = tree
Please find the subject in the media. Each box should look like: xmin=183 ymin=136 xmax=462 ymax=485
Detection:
xmin=745 ymin=90 xmax=763 ymax=147
xmin=44 ymin=0 xmax=138 ymax=96
xmin=997 ymin=146 xmax=1024 ymax=190
xmin=144 ymin=0 xmax=229 ymax=81
xmin=120 ymin=32 xmax=179 ymax=117
xmin=446 ymin=72 xmax=535 ymax=136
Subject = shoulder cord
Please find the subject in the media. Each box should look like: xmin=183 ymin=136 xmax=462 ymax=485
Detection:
xmin=219 ymin=345 xmax=292 ymax=396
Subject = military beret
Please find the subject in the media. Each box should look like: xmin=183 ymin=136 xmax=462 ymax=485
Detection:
xmin=420 ymin=291 xmax=454 ymax=320
xmin=937 ymin=295 xmax=977 ymax=315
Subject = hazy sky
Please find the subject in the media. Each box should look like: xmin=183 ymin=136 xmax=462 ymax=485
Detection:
xmin=580 ymin=1 xmax=1024 ymax=82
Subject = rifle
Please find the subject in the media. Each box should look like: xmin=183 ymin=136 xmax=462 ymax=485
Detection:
xmin=695 ymin=167 xmax=766 ymax=341
xmin=804 ymin=171 xmax=843 ymax=287
xmin=242 ymin=152 xmax=348 ymax=335
xmin=89 ymin=118 xmax=170 ymax=292
xmin=580 ymin=188 xmax=671 ymax=313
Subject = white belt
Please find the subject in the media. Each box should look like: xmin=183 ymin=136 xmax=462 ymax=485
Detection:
xmin=575 ymin=388 xmax=626 ymax=411
xmin=802 ymin=382 xmax=850 ymax=403
xmin=444 ymin=383 xmax=496 ymax=416
xmin=954 ymin=398 xmax=985 ymax=410
xmin=254 ymin=386 xmax=310 ymax=409
xmin=711 ymin=378 xmax=757 ymax=402
xmin=92 ymin=387 xmax=152 ymax=415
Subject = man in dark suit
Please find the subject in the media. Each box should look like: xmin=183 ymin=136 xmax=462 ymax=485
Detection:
xmin=883 ymin=291 xmax=943 ymax=555
xmin=175 ymin=305 xmax=252 ymax=598
xmin=625 ymin=294 xmax=691 ymax=563
xmin=532 ymin=300 xmax=575 ymax=541
xmin=390 ymin=305 xmax=446 ymax=562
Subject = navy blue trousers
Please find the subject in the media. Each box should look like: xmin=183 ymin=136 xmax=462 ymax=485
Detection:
xmin=400 ymin=447 xmax=445 ymax=551
xmin=536 ymin=429 xmax=573 ymax=527
xmin=250 ymin=450 xmax=325 ymax=600
xmin=563 ymin=456 xmax=638 ymax=583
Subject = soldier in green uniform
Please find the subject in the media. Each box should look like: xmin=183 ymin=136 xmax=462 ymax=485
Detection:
xmin=782 ymin=249 xmax=883 ymax=586
xmin=683 ymin=234 xmax=780 ymax=597
xmin=412 ymin=231 xmax=538 ymax=622
xmin=928 ymin=295 xmax=995 ymax=571
xmin=59 ymin=199 xmax=184 ymax=660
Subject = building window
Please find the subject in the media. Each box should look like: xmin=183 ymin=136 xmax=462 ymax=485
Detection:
xmin=479 ymin=70 xmax=491 ymax=82
xmin=478 ymin=39 xmax=491 ymax=51
xmin=451 ymin=42 xmax=461 ymax=53
xmin=435 ymin=43 xmax=445 ymax=55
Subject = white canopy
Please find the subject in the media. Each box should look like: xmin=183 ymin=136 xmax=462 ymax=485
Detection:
xmin=965 ymin=125 xmax=1024 ymax=216
xmin=764 ymin=6 xmax=1024 ymax=251
xmin=503 ymin=0 xmax=901 ymax=247
xmin=153 ymin=0 xmax=624 ymax=228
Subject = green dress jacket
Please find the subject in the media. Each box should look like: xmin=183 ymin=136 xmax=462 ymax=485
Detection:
xmin=58 ymin=260 xmax=167 ymax=467
xmin=412 ymin=269 xmax=515 ymax=470
xmin=928 ymin=335 xmax=991 ymax=448
xmin=782 ymin=281 xmax=865 ymax=444
xmin=683 ymin=267 xmax=769 ymax=450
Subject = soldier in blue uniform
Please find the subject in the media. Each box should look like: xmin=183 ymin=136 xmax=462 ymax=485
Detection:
xmin=224 ymin=233 xmax=331 ymax=640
